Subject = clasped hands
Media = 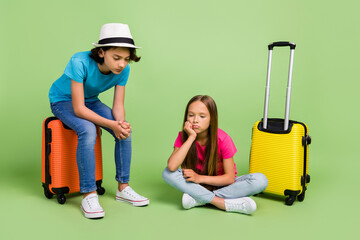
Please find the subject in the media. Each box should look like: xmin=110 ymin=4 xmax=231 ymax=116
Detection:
xmin=113 ymin=120 xmax=131 ymax=140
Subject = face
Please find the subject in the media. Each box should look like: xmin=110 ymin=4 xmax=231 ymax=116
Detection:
xmin=187 ymin=101 xmax=211 ymax=135
xmin=98 ymin=47 xmax=130 ymax=74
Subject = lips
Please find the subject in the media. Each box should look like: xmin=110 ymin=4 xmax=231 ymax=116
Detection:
xmin=192 ymin=125 xmax=199 ymax=129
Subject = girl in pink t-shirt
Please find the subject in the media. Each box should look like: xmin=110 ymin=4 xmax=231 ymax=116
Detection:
xmin=162 ymin=95 xmax=268 ymax=215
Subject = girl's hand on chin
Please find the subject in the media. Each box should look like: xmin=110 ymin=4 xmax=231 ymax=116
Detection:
xmin=184 ymin=121 xmax=197 ymax=138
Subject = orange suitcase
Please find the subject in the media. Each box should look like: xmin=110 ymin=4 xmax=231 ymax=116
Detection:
xmin=41 ymin=117 xmax=105 ymax=204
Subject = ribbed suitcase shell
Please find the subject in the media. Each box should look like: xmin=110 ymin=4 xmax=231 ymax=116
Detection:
xmin=41 ymin=117 xmax=103 ymax=202
xmin=249 ymin=120 xmax=309 ymax=201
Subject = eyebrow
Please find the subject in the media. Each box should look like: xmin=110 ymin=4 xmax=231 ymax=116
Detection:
xmin=113 ymin=54 xmax=130 ymax=58
xmin=188 ymin=111 xmax=207 ymax=115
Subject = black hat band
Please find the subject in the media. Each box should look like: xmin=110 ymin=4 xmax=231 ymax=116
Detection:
xmin=98 ymin=37 xmax=135 ymax=45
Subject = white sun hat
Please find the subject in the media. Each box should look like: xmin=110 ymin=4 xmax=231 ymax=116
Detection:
xmin=92 ymin=23 xmax=141 ymax=49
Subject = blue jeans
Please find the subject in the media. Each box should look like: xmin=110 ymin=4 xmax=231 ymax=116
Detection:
xmin=162 ymin=168 xmax=268 ymax=203
xmin=50 ymin=100 xmax=132 ymax=193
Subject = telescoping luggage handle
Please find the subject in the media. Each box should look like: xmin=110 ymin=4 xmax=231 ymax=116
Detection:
xmin=263 ymin=41 xmax=296 ymax=131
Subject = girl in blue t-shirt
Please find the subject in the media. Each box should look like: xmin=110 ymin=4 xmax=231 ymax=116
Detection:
xmin=49 ymin=23 xmax=149 ymax=219
xmin=162 ymin=95 xmax=268 ymax=214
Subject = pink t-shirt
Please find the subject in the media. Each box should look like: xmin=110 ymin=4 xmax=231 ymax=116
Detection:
xmin=174 ymin=128 xmax=238 ymax=176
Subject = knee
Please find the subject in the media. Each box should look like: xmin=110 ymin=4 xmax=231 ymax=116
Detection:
xmin=162 ymin=167 xmax=179 ymax=184
xmin=253 ymin=173 xmax=268 ymax=192
xmin=162 ymin=167 xmax=172 ymax=183
xmin=77 ymin=124 xmax=97 ymax=144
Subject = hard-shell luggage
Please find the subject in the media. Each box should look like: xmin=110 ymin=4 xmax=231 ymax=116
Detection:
xmin=41 ymin=116 xmax=105 ymax=204
xmin=249 ymin=42 xmax=311 ymax=206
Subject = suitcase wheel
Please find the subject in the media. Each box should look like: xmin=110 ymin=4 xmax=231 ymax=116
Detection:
xmin=285 ymin=196 xmax=296 ymax=206
xmin=57 ymin=194 xmax=66 ymax=204
xmin=297 ymin=192 xmax=305 ymax=202
xmin=96 ymin=186 xmax=105 ymax=195
xmin=96 ymin=180 xmax=105 ymax=195
xmin=43 ymin=186 xmax=54 ymax=199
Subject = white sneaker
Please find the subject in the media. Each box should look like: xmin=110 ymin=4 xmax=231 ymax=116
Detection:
xmin=80 ymin=193 xmax=105 ymax=219
xmin=224 ymin=197 xmax=257 ymax=215
xmin=116 ymin=186 xmax=149 ymax=206
xmin=182 ymin=193 xmax=205 ymax=209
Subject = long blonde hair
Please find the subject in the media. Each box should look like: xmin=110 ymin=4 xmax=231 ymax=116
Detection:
xmin=181 ymin=95 xmax=218 ymax=176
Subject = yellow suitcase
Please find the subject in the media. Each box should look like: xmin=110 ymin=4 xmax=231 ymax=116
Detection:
xmin=249 ymin=42 xmax=311 ymax=205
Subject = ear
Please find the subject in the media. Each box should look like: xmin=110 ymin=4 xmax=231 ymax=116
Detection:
xmin=98 ymin=48 xmax=104 ymax=58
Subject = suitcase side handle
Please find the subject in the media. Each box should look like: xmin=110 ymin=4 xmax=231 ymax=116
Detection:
xmin=268 ymin=41 xmax=296 ymax=50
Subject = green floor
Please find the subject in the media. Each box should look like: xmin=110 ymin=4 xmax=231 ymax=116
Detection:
xmin=2 ymin=149 xmax=358 ymax=240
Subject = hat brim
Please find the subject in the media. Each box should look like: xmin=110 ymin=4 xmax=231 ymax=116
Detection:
xmin=92 ymin=42 xmax=141 ymax=49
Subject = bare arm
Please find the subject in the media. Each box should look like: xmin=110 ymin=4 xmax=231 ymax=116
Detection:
xmin=112 ymin=85 xmax=131 ymax=137
xmin=71 ymin=80 xmax=129 ymax=139
xmin=167 ymin=121 xmax=197 ymax=172
xmin=183 ymin=157 xmax=236 ymax=187
xmin=112 ymin=85 xmax=126 ymax=122
xmin=167 ymin=136 xmax=196 ymax=172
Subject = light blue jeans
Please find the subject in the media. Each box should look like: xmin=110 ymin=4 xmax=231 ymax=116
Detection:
xmin=50 ymin=100 xmax=132 ymax=193
xmin=162 ymin=168 xmax=268 ymax=203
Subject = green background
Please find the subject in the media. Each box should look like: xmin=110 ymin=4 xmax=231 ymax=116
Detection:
xmin=1 ymin=0 xmax=359 ymax=239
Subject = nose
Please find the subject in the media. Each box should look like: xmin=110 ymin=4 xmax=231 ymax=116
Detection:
xmin=119 ymin=60 xmax=126 ymax=68
xmin=192 ymin=116 xmax=199 ymax=123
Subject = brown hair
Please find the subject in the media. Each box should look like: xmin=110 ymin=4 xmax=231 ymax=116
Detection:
xmin=181 ymin=95 xmax=218 ymax=177
xmin=89 ymin=46 xmax=141 ymax=64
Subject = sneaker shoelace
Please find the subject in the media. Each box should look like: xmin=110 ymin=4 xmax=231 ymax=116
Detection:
xmin=86 ymin=196 xmax=101 ymax=210
xmin=124 ymin=187 xmax=141 ymax=199
xmin=227 ymin=201 xmax=247 ymax=211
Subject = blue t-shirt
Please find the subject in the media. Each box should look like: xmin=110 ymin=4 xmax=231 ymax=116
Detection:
xmin=49 ymin=51 xmax=130 ymax=103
